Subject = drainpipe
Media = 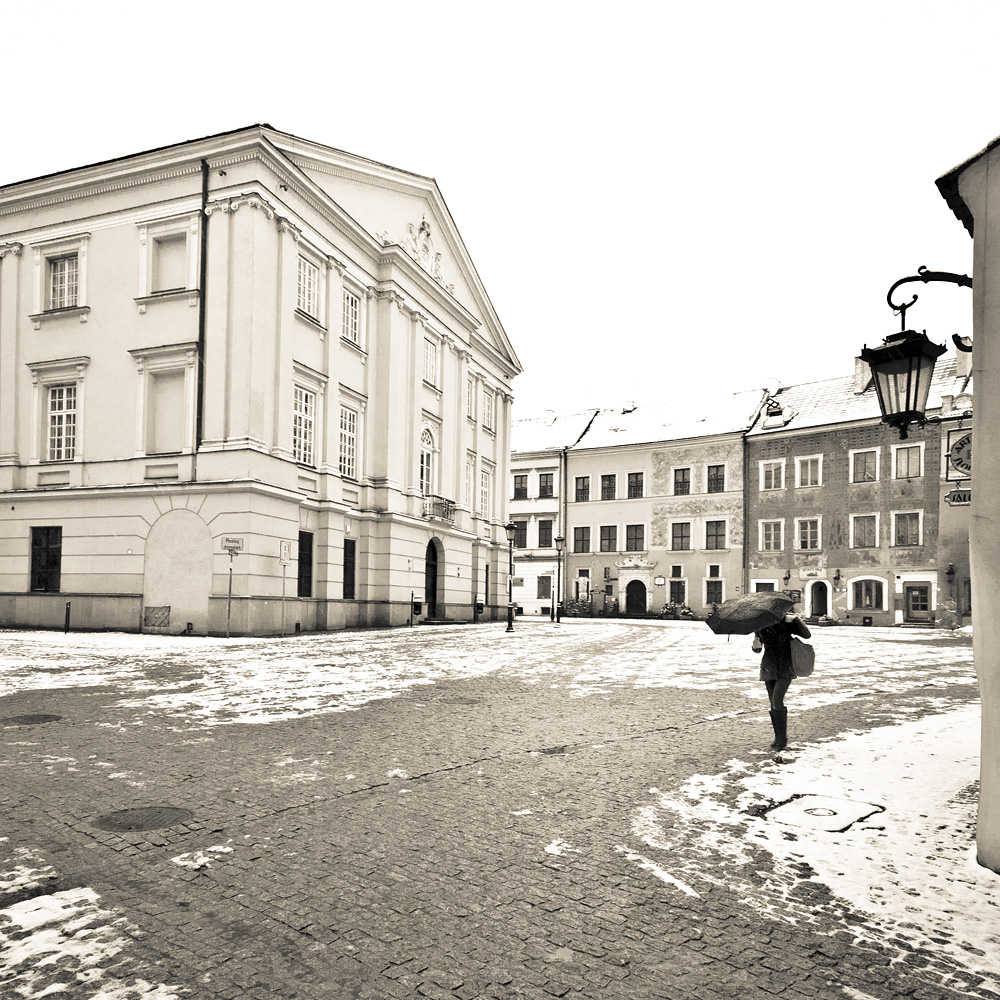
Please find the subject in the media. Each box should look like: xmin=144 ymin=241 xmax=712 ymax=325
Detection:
xmin=742 ymin=432 xmax=750 ymax=596
xmin=560 ymin=446 xmax=568 ymax=613
xmin=194 ymin=159 xmax=210 ymax=477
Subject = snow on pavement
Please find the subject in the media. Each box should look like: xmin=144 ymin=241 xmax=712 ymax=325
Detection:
xmin=626 ymin=704 xmax=1000 ymax=992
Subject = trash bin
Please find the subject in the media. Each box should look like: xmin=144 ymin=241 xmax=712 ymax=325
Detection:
xmin=862 ymin=615 xmax=873 ymax=626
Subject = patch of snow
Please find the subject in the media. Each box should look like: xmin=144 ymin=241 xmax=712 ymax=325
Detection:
xmin=616 ymin=846 xmax=700 ymax=897
xmin=544 ymin=839 xmax=580 ymax=856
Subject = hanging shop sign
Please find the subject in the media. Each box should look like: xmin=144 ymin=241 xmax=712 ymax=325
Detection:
xmin=947 ymin=430 xmax=973 ymax=481
xmin=944 ymin=483 xmax=972 ymax=506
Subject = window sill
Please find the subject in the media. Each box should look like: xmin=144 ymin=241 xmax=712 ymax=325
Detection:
xmin=294 ymin=308 xmax=327 ymax=338
xmin=30 ymin=306 xmax=90 ymax=329
xmin=135 ymin=289 xmax=199 ymax=313
xmin=701 ymin=548 xmax=730 ymax=554
xmin=340 ymin=336 xmax=366 ymax=358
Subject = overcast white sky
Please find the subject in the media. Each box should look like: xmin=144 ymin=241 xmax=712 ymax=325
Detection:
xmin=4 ymin=2 xmax=998 ymax=418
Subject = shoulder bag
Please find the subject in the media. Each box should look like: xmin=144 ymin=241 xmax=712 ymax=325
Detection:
xmin=789 ymin=635 xmax=815 ymax=677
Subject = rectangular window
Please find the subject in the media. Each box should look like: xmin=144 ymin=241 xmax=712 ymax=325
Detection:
xmin=854 ymin=579 xmax=883 ymax=610
xmin=600 ymin=525 xmax=617 ymax=552
xmin=339 ymin=406 xmax=358 ymax=479
xmin=706 ymin=579 xmax=723 ymax=605
xmin=482 ymin=388 xmax=495 ymax=430
xmin=627 ymin=472 xmax=643 ymax=498
xmin=707 ymin=465 xmax=725 ymax=493
xmin=146 ymin=370 xmax=185 ymax=454
xmin=538 ymin=520 xmax=553 ymax=548
xmin=575 ymin=477 xmax=590 ymax=502
xmin=342 ymin=290 xmax=360 ymax=343
xmin=894 ymin=512 xmax=921 ymax=546
xmin=30 ymin=526 xmax=62 ymax=592
xmin=797 ymin=518 xmax=820 ymax=550
xmin=538 ymin=473 xmax=554 ymax=498
xmin=671 ymin=522 xmax=691 ymax=551
xmin=761 ymin=460 xmax=784 ymax=491
xmin=673 ymin=468 xmax=691 ymax=495
xmin=297 ymin=530 xmax=313 ymax=598
xmin=47 ymin=384 xmax=77 ymax=461
xmin=537 ymin=576 xmax=552 ymax=600
xmin=513 ymin=521 xmax=527 ymax=548
xmin=423 ymin=339 xmax=437 ymax=385
xmin=513 ymin=474 xmax=528 ymax=500
xmin=625 ymin=524 xmax=645 ymax=551
xmin=479 ymin=470 xmax=491 ymax=518
xmin=705 ymin=520 xmax=726 ymax=550
xmin=669 ymin=580 xmax=686 ymax=604
xmin=708 ymin=564 xmax=720 ymax=578
xmin=601 ymin=475 xmax=616 ymax=500
xmin=343 ymin=538 xmax=356 ymax=600
xmin=292 ymin=386 xmax=315 ymax=465
xmin=49 ymin=255 xmax=79 ymax=310
xmin=760 ymin=520 xmax=783 ymax=551
xmin=151 ymin=233 xmax=187 ymax=293
xmin=573 ymin=526 xmax=591 ymax=553
xmin=671 ymin=565 xmax=682 ymax=577
xmin=894 ymin=445 xmax=922 ymax=479
xmin=297 ymin=256 xmax=319 ymax=317
xmin=797 ymin=456 xmax=822 ymax=487
xmin=852 ymin=514 xmax=878 ymax=548
xmin=852 ymin=449 xmax=878 ymax=483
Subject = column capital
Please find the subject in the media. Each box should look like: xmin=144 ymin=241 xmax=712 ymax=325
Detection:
xmin=0 ymin=242 xmax=23 ymax=259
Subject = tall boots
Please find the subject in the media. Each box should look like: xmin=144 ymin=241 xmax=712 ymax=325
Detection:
xmin=769 ymin=708 xmax=788 ymax=751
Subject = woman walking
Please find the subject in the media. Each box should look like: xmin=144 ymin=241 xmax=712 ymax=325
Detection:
xmin=752 ymin=611 xmax=811 ymax=751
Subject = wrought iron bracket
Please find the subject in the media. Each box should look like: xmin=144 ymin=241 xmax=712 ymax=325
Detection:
xmin=887 ymin=266 xmax=972 ymax=332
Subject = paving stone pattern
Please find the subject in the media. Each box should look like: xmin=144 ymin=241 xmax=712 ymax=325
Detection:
xmin=0 ymin=623 xmax=994 ymax=1000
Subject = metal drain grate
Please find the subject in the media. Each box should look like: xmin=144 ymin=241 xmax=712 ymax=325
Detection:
xmin=2 ymin=714 xmax=62 ymax=726
xmin=144 ymin=605 xmax=171 ymax=628
xmin=94 ymin=806 xmax=193 ymax=832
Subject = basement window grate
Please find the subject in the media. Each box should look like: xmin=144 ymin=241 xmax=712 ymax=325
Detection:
xmin=144 ymin=605 xmax=171 ymax=628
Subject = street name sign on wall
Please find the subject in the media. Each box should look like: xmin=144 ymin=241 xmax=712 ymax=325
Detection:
xmin=222 ymin=536 xmax=244 ymax=554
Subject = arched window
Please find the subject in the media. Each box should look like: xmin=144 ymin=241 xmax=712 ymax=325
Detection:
xmin=420 ymin=429 xmax=434 ymax=496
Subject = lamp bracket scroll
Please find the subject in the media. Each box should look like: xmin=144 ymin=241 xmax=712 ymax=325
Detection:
xmin=887 ymin=266 xmax=972 ymax=332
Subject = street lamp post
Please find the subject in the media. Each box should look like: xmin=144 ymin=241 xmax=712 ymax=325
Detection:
xmin=504 ymin=521 xmax=517 ymax=633
xmin=554 ymin=534 xmax=565 ymax=625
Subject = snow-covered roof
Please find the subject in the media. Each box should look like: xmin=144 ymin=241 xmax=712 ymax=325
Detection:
xmin=572 ymin=389 xmax=770 ymax=451
xmin=747 ymin=355 xmax=972 ymax=436
xmin=510 ymin=409 xmax=600 ymax=454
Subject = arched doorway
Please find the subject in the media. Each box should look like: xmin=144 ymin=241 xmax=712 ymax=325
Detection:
xmin=625 ymin=579 xmax=647 ymax=615
xmin=425 ymin=539 xmax=441 ymax=618
xmin=143 ymin=509 xmax=213 ymax=633
xmin=809 ymin=581 xmax=829 ymax=617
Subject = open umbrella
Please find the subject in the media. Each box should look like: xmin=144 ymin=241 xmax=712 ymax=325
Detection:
xmin=705 ymin=591 xmax=794 ymax=635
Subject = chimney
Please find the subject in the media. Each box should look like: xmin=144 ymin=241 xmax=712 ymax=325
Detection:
xmin=853 ymin=356 xmax=873 ymax=394
xmin=956 ymin=338 xmax=973 ymax=378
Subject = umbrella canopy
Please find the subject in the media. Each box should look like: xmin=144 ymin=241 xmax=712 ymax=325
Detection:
xmin=705 ymin=591 xmax=794 ymax=635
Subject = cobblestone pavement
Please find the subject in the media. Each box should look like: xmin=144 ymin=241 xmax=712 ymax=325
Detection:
xmin=0 ymin=621 xmax=995 ymax=1000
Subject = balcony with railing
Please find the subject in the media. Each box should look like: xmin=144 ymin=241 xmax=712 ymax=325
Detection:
xmin=422 ymin=495 xmax=456 ymax=522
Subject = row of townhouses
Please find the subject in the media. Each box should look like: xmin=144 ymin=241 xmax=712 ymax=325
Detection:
xmin=510 ymin=354 xmax=973 ymax=627
xmin=0 ymin=126 xmax=521 ymax=635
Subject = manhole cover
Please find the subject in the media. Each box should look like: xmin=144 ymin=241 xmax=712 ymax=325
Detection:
xmin=1 ymin=714 xmax=62 ymax=726
xmin=767 ymin=795 xmax=883 ymax=832
xmin=94 ymin=807 xmax=194 ymax=832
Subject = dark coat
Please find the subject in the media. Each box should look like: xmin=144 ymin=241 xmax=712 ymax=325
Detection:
xmin=754 ymin=617 xmax=811 ymax=681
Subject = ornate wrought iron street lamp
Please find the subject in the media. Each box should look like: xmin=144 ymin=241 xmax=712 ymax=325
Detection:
xmin=554 ymin=534 xmax=565 ymax=624
xmin=504 ymin=521 xmax=517 ymax=633
xmin=861 ymin=267 xmax=971 ymax=439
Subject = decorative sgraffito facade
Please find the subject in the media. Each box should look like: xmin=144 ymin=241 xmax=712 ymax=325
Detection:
xmin=0 ymin=126 xmax=521 ymax=635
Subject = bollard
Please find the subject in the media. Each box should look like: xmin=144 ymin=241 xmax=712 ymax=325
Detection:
xmin=64 ymin=601 xmax=71 ymax=633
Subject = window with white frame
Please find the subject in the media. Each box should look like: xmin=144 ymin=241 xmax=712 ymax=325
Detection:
xmin=479 ymin=468 xmax=492 ymax=518
xmin=892 ymin=510 xmax=922 ymax=546
xmin=423 ymin=339 xmax=438 ymax=386
xmin=760 ymin=459 xmax=785 ymax=490
xmin=297 ymin=256 xmax=320 ymax=318
xmin=342 ymin=289 xmax=360 ymax=343
xmin=706 ymin=578 xmax=724 ymax=605
xmin=467 ymin=378 xmax=475 ymax=418
xmin=420 ymin=428 xmax=435 ymax=496
xmin=136 ymin=217 xmax=199 ymax=306
xmin=853 ymin=578 xmax=885 ymax=610
xmin=339 ymin=406 xmax=358 ymax=479
xmin=796 ymin=455 xmax=822 ymax=488
xmin=760 ymin=520 xmax=783 ymax=551
xmin=851 ymin=513 xmax=878 ymax=548
xmin=850 ymin=448 xmax=879 ymax=483
xmin=31 ymin=234 xmax=90 ymax=323
xmin=27 ymin=356 xmax=90 ymax=463
xmin=293 ymin=385 xmax=316 ymax=465
xmin=129 ymin=343 xmax=197 ymax=457
xmin=706 ymin=464 xmax=726 ymax=493
xmin=482 ymin=387 xmax=495 ymax=430
xmin=47 ymin=385 xmax=77 ymax=461
xmin=796 ymin=517 xmax=820 ymax=550
xmin=705 ymin=520 xmax=726 ymax=550
xmin=893 ymin=443 xmax=923 ymax=480
xmin=626 ymin=524 xmax=645 ymax=551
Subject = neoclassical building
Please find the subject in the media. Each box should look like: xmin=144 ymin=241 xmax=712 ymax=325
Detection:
xmin=0 ymin=125 xmax=521 ymax=634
